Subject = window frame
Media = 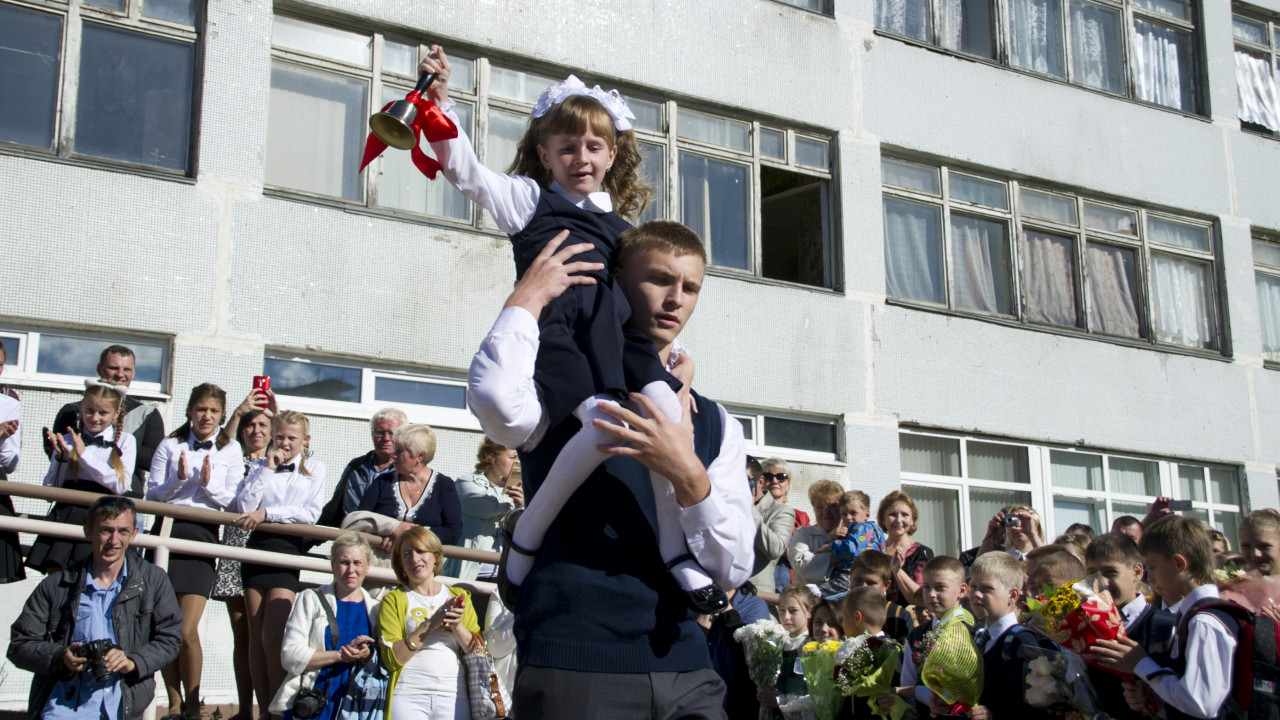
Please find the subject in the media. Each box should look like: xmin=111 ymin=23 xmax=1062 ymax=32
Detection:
xmin=1233 ymin=6 xmax=1280 ymax=138
xmin=768 ymin=0 xmax=834 ymax=16
xmin=0 ymin=326 xmax=170 ymax=397
xmin=729 ymin=409 xmax=843 ymax=465
xmin=1254 ymin=231 xmax=1280 ymax=367
xmin=0 ymin=0 xmax=203 ymax=176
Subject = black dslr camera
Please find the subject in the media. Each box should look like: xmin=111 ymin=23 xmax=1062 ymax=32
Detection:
xmin=292 ymin=686 xmax=328 ymax=719
xmin=79 ymin=639 xmax=122 ymax=683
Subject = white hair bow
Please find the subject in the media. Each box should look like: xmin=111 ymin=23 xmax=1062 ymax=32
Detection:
xmin=85 ymin=378 xmax=129 ymax=400
xmin=532 ymin=74 xmax=636 ymax=132
xmin=805 ymin=583 xmax=822 ymax=598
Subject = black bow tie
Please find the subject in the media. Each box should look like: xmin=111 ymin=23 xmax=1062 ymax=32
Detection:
xmin=81 ymin=433 xmax=109 ymax=448
xmin=275 ymin=463 xmax=295 ymax=473
xmin=191 ymin=440 xmax=213 ymax=451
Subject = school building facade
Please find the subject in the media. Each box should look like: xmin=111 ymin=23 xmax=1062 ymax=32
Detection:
xmin=2 ymin=0 xmax=1279 ymax=705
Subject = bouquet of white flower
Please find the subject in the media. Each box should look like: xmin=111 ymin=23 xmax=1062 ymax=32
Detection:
xmin=734 ymin=619 xmax=791 ymax=720
xmin=1022 ymin=644 xmax=1104 ymax=719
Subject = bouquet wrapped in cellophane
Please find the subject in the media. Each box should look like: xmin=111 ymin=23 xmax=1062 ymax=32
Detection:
xmin=1216 ymin=564 xmax=1280 ymax=612
xmin=795 ymin=639 xmax=844 ymax=720
xmin=1021 ymin=644 xmax=1105 ymax=718
xmin=920 ymin=607 xmax=981 ymax=713
xmin=734 ymin=619 xmax=791 ymax=720
xmin=1024 ymin=574 xmax=1124 ymax=674
xmin=835 ymin=633 xmax=910 ymax=720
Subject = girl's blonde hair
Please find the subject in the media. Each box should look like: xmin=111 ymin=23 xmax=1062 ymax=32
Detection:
xmin=778 ymin=583 xmax=822 ymax=614
xmin=273 ymin=409 xmax=313 ymax=476
xmin=508 ymin=94 xmax=652 ymax=220
xmin=70 ymin=383 xmax=127 ymax=489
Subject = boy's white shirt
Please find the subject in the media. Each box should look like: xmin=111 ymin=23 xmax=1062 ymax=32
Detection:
xmin=1134 ymin=584 xmax=1236 ymax=719
xmin=1120 ymin=594 xmax=1149 ymax=629
xmin=976 ymin=610 xmax=1020 ymax=654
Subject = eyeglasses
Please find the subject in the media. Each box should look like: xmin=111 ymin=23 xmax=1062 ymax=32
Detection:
xmin=761 ymin=472 xmax=789 ymax=483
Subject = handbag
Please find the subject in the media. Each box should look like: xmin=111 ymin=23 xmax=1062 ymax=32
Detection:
xmin=315 ymin=589 xmax=389 ymax=720
xmin=461 ymin=631 xmax=509 ymax=720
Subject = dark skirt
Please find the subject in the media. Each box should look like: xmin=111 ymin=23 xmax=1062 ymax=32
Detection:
xmin=241 ymin=529 xmax=308 ymax=592
xmin=150 ymin=518 xmax=220 ymax=596
xmin=25 ymin=480 xmax=113 ymax=573
xmin=0 ymin=493 xmax=26 ymax=584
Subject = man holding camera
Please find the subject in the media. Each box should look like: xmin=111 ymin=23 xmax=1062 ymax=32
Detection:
xmin=8 ymin=496 xmax=182 ymax=719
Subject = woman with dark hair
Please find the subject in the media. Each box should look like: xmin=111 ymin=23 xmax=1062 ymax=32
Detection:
xmin=876 ymin=490 xmax=934 ymax=606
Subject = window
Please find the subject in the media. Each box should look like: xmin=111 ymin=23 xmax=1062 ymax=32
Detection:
xmin=899 ymin=429 xmax=1247 ymax=555
xmin=874 ymin=0 xmax=1202 ymax=114
xmin=1255 ymin=233 xmax=1280 ymax=363
xmin=263 ymin=354 xmax=475 ymax=427
xmin=1233 ymin=8 xmax=1280 ymax=135
xmin=882 ymin=156 xmax=1222 ymax=352
xmin=731 ymin=410 xmax=840 ymax=461
xmin=0 ymin=0 xmax=200 ymax=173
xmin=263 ymin=15 xmax=841 ymax=289
xmin=0 ymin=328 xmax=167 ymax=392
xmin=770 ymin=0 xmax=834 ymax=15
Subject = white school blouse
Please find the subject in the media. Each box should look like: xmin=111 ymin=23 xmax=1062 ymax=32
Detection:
xmin=146 ymin=433 xmax=247 ymax=510
xmin=41 ymin=426 xmax=137 ymax=494
xmin=0 ymin=393 xmax=19 ymax=474
xmin=234 ymin=454 xmax=326 ymax=524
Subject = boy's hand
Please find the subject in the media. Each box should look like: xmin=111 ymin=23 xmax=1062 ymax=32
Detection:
xmin=968 ymin=706 xmax=992 ymax=720
xmin=757 ymin=685 xmax=780 ymax=709
xmin=1089 ymin=636 xmax=1146 ymax=674
xmin=927 ymin=695 xmax=952 ymax=717
xmin=876 ymin=693 xmax=899 ymax=714
xmin=1121 ymin=679 xmax=1155 ymax=713
xmin=503 ymin=231 xmax=603 ymax=319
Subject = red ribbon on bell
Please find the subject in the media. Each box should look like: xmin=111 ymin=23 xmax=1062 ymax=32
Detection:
xmin=359 ymin=72 xmax=458 ymax=179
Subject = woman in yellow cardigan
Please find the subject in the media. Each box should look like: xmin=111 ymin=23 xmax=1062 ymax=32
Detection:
xmin=378 ymin=526 xmax=480 ymax=719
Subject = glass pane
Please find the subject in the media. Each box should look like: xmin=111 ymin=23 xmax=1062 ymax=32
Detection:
xmin=143 ymin=0 xmax=195 ymax=25
xmin=679 ymin=153 xmax=750 ymax=270
xmin=0 ymin=4 xmax=62 ymax=149
xmin=1256 ymin=240 xmax=1280 ymax=268
xmin=1051 ymin=451 xmax=1103 ymax=491
xmin=950 ymin=214 xmax=1012 ymax=314
xmin=379 ymin=94 xmax=471 ymax=220
xmin=383 ymin=41 xmax=417 ymax=77
xmin=1070 ymin=0 xmax=1125 ymax=94
xmin=735 ymin=416 xmax=754 ymax=441
xmin=763 ymin=417 xmax=837 ymax=453
xmin=264 ymin=62 xmax=367 ymax=200
xmin=1210 ymin=468 xmax=1239 ymax=505
xmin=1148 ymin=216 xmax=1209 ymax=251
xmin=1055 ymin=497 xmax=1102 ymax=537
xmin=795 ymin=136 xmax=829 ymax=168
xmin=1275 ymin=26 xmax=1280 ymax=49
xmin=1216 ymin=510 xmax=1241 ymax=551
xmin=84 ymin=0 xmax=125 ymax=10
xmin=1084 ymin=202 xmax=1137 ymax=234
xmin=1178 ymin=465 xmax=1207 ymax=502
xmin=1109 ymin=457 xmax=1158 ymax=496
xmin=678 ymin=109 xmax=750 ymax=151
xmin=1234 ymin=15 xmax=1269 ymax=45
xmin=761 ymin=168 xmax=830 ymax=287
xmin=939 ymin=0 xmax=995 ymax=58
xmin=1 ymin=337 xmax=19 ymax=365
xmin=446 ymin=57 xmax=473 ymax=92
xmin=1151 ymin=253 xmax=1216 ymax=349
xmin=970 ymin=488 xmax=1031 ymax=547
xmin=637 ymin=141 xmax=666 ymax=223
xmin=490 ymin=67 xmax=558 ymax=104
xmin=760 ymin=128 xmax=785 ymax=160
xmin=37 ymin=335 xmax=164 ymax=385
xmin=625 ymin=96 xmax=663 ymax=133
xmin=1132 ymin=0 xmax=1188 ymax=21
xmin=1132 ymin=19 xmax=1194 ymax=112
xmin=264 ymin=359 xmax=360 ymax=402
xmin=1086 ymin=242 xmax=1143 ymax=338
xmin=1111 ymin=501 xmax=1149 ymax=526
xmin=1181 ymin=507 xmax=1210 ymax=526
xmin=967 ymin=441 xmax=1029 ymax=483
xmin=900 ymin=434 xmax=960 ymax=477
xmin=1260 ymin=272 xmax=1280 ymax=362
xmin=272 ymin=16 xmax=371 ymax=68
xmin=373 ymin=377 xmax=465 ymax=409
xmin=875 ymin=0 xmax=932 ymax=42
xmin=774 ymin=0 xmax=827 ymax=11
xmin=1010 ymin=0 xmax=1065 ymax=77
xmin=884 ymin=197 xmax=945 ymax=303
xmin=882 ymin=158 xmax=940 ymax=195
xmin=1022 ymin=230 xmax=1080 ymax=327
xmin=903 ymin=484 xmax=962 ymax=558
xmin=950 ymin=172 xmax=1008 ymax=209
xmin=1020 ymin=188 xmax=1078 ymax=225
xmin=482 ymin=108 xmax=526 ymax=226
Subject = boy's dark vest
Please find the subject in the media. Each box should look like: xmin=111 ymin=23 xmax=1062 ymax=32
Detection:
xmin=980 ymin=625 xmax=1057 ymax=720
xmin=1167 ymin=598 xmax=1280 ymax=720
xmin=513 ymin=391 xmax=724 ymax=673
xmin=1089 ymin=602 xmax=1176 ymax=720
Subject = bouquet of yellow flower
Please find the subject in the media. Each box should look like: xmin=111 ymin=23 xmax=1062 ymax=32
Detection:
xmin=797 ymin=639 xmax=845 ymax=720
xmin=1024 ymin=574 xmax=1124 ymax=672
xmin=920 ymin=607 xmax=981 ymax=713
xmin=835 ymin=634 xmax=910 ymax=720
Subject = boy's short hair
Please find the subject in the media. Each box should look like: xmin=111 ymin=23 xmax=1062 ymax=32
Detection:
xmin=1140 ymin=515 xmax=1215 ymax=585
xmin=746 ymin=455 xmax=762 ymax=479
xmin=841 ymin=490 xmax=871 ymax=510
xmin=1029 ymin=548 xmax=1087 ymax=588
xmin=1241 ymin=510 xmax=1280 ymax=536
xmin=618 ymin=220 xmax=707 ymax=269
xmin=922 ymin=555 xmax=966 ymax=581
xmin=969 ymin=551 xmax=1026 ymax=590
xmin=851 ymin=549 xmax=893 ymax=584
xmin=842 ymin=586 xmax=889 ymax=630
xmin=1086 ymin=532 xmax=1144 ymax=567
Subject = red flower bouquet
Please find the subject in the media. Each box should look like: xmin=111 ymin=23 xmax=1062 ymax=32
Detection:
xmin=1024 ymin=574 xmax=1126 ymax=674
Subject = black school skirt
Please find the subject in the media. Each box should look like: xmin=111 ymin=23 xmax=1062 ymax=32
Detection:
xmin=240 ymin=529 xmax=308 ymax=593
xmin=150 ymin=517 xmax=220 ymax=596
xmin=25 ymin=480 xmax=114 ymax=573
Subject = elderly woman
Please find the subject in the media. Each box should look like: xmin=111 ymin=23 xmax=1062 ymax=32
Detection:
xmin=379 ymin=526 xmax=480 ymax=720
xmin=358 ymin=424 xmax=463 ymax=552
xmin=444 ymin=437 xmax=524 ymax=581
xmin=877 ymin=490 xmax=934 ymax=606
xmin=787 ymin=480 xmax=846 ymax=585
xmin=271 ymin=533 xmax=380 ymax=720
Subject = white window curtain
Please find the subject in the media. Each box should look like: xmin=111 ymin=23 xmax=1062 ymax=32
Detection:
xmin=1023 ymin=230 xmax=1078 ymax=326
xmin=1109 ymin=458 xmax=1158 ymax=495
xmin=950 ymin=214 xmax=1010 ymax=314
xmin=1132 ymin=19 xmax=1192 ymax=111
xmin=1050 ymin=451 xmax=1103 ymax=491
xmin=1150 ymin=253 xmax=1214 ymax=348
xmin=1235 ymin=49 xmax=1280 ymax=132
xmin=876 ymin=0 xmax=931 ymax=41
xmin=1070 ymin=0 xmax=1125 ymax=93
xmin=1256 ymin=272 xmax=1280 ymax=362
xmin=902 ymin=485 xmax=961 ymax=557
xmin=264 ymin=63 xmax=366 ymax=201
xmin=1010 ymin=0 xmax=1065 ymax=76
xmin=938 ymin=0 xmax=964 ymax=50
xmin=884 ymin=198 xmax=945 ymax=303
xmin=1085 ymin=244 xmax=1142 ymax=338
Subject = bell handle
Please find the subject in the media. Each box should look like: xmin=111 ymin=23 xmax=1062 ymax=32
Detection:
xmin=410 ymin=71 xmax=439 ymax=98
